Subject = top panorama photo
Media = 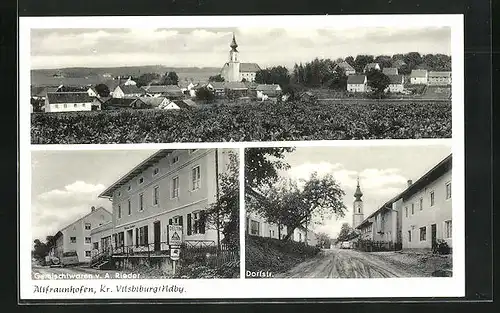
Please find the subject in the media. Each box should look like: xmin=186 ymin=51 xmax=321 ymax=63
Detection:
xmin=29 ymin=26 xmax=453 ymax=144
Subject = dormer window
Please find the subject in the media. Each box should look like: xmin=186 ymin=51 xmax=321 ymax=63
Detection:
xmin=172 ymin=156 xmax=179 ymax=164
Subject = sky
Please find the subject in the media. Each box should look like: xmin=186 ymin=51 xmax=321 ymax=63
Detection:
xmin=275 ymin=141 xmax=452 ymax=238
xmin=31 ymin=150 xmax=157 ymax=242
xmin=30 ymin=27 xmax=451 ymax=69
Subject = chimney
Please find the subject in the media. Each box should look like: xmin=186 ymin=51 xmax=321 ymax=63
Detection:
xmin=407 ymin=180 xmax=413 ymax=187
xmin=91 ymin=206 xmax=96 ymax=212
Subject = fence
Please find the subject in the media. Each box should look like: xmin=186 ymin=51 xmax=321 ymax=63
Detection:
xmin=355 ymin=240 xmax=402 ymax=252
xmin=180 ymin=240 xmax=239 ymax=269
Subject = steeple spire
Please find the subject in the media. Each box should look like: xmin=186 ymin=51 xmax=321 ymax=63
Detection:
xmin=354 ymin=176 xmax=363 ymax=201
xmin=230 ymin=33 xmax=238 ymax=52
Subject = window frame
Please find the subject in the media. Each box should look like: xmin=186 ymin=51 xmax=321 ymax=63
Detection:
xmin=419 ymin=226 xmax=427 ymax=241
xmin=153 ymin=167 xmax=160 ymax=176
xmin=118 ymin=204 xmax=122 ymax=219
xmin=139 ymin=193 xmax=144 ymax=211
xmin=444 ymin=220 xmax=452 ymax=239
xmin=70 ymin=237 xmax=77 ymax=244
xmin=408 ymin=230 xmax=412 ymax=242
xmin=171 ymin=176 xmax=180 ymax=199
xmin=430 ymin=191 xmax=435 ymax=206
xmin=250 ymin=220 xmax=260 ymax=236
xmin=138 ymin=176 xmax=144 ymax=185
xmin=172 ymin=156 xmax=179 ymax=164
xmin=153 ymin=185 xmax=159 ymax=206
xmin=85 ymin=251 xmax=91 ymax=257
xmin=85 ymin=237 xmax=92 ymax=244
xmin=191 ymin=165 xmax=201 ymax=191
xmin=445 ymin=182 xmax=452 ymax=200
xmin=128 ymin=199 xmax=131 ymax=215
xmin=84 ymin=223 xmax=91 ymax=230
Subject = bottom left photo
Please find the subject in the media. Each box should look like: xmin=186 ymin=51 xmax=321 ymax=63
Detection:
xmin=30 ymin=148 xmax=240 ymax=279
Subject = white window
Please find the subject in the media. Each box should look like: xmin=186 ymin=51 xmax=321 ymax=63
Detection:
xmin=85 ymin=251 xmax=91 ymax=257
xmin=74 ymin=103 xmax=77 ymax=108
xmin=63 ymin=103 xmax=67 ymax=108
xmin=444 ymin=220 xmax=452 ymax=238
xmin=173 ymin=216 xmax=181 ymax=225
xmin=118 ymin=205 xmax=122 ymax=218
xmin=92 ymin=242 xmax=98 ymax=250
xmin=138 ymin=177 xmax=144 ymax=185
xmin=171 ymin=176 xmax=179 ymax=198
xmin=411 ymin=203 xmax=414 ymax=215
xmin=54 ymin=104 xmax=59 ymax=109
xmin=250 ymin=220 xmax=260 ymax=236
xmin=138 ymin=226 xmax=148 ymax=246
xmin=153 ymin=186 xmax=159 ymax=205
xmin=405 ymin=207 xmax=408 ymax=218
xmin=419 ymin=226 xmax=427 ymax=241
xmin=85 ymin=237 xmax=91 ymax=244
xmin=82 ymin=103 xmax=86 ymax=107
xmin=153 ymin=168 xmax=159 ymax=176
xmin=84 ymin=223 xmax=91 ymax=230
xmin=445 ymin=182 xmax=452 ymax=199
xmin=139 ymin=193 xmax=144 ymax=211
xmin=70 ymin=237 xmax=76 ymax=244
xmin=192 ymin=166 xmax=201 ymax=190
xmin=430 ymin=191 xmax=435 ymax=206
xmin=172 ymin=156 xmax=179 ymax=164
xmin=419 ymin=198 xmax=423 ymax=211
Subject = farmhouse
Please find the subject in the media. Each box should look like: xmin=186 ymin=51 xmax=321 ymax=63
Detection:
xmin=224 ymin=81 xmax=249 ymax=98
xmin=141 ymin=85 xmax=171 ymax=97
xmin=93 ymin=149 xmax=236 ymax=258
xmin=100 ymin=97 xmax=149 ymax=110
xmin=382 ymin=68 xmax=399 ymax=76
xmin=428 ymin=71 xmax=452 ymax=86
xmin=138 ymin=97 xmax=170 ymax=109
xmin=336 ymin=61 xmax=356 ymax=75
xmin=347 ymin=75 xmax=368 ymax=93
xmin=49 ymin=206 xmax=112 ymax=264
xmin=31 ymin=85 xmax=62 ymax=101
xmin=163 ymin=99 xmax=198 ymax=110
xmin=364 ymin=63 xmax=381 ymax=72
xmin=401 ymin=154 xmax=452 ymax=251
xmin=255 ymin=84 xmax=282 ymax=99
xmin=410 ymin=69 xmax=429 ymax=85
xmin=87 ymin=86 xmax=99 ymax=98
xmin=112 ymin=85 xmax=146 ymax=98
xmin=44 ymin=92 xmax=95 ymax=112
xmin=220 ymin=34 xmax=261 ymax=82
xmin=206 ymin=82 xmax=226 ymax=97
xmin=386 ymin=75 xmax=405 ymax=93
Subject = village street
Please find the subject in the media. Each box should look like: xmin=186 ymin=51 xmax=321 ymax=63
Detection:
xmin=275 ymin=248 xmax=421 ymax=278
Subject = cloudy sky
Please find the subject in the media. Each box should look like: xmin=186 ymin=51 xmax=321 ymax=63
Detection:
xmin=31 ymin=150 xmax=157 ymax=242
xmin=276 ymin=141 xmax=452 ymax=238
xmin=30 ymin=27 xmax=451 ymax=69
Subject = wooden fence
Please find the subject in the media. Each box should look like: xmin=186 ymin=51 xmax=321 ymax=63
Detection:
xmin=355 ymin=240 xmax=402 ymax=252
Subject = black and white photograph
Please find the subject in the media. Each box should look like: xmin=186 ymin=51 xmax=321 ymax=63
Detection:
xmin=29 ymin=21 xmax=453 ymax=144
xmin=31 ymin=148 xmax=240 ymax=279
xmin=245 ymin=142 xmax=453 ymax=279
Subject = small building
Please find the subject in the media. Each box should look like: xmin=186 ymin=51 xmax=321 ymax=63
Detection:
xmin=382 ymin=68 xmax=399 ymax=76
xmin=141 ymin=85 xmax=171 ymax=98
xmin=87 ymin=86 xmax=99 ymax=98
xmin=386 ymin=75 xmax=405 ymax=93
xmin=51 ymin=206 xmax=112 ymax=263
xmin=206 ymin=82 xmax=226 ymax=97
xmin=246 ymin=211 xmax=284 ymax=239
xmin=363 ymin=63 xmax=381 ymax=73
xmin=428 ymin=71 xmax=452 ymax=86
xmin=162 ymin=85 xmax=184 ymax=100
xmin=45 ymin=92 xmax=94 ymax=113
xmin=138 ymin=97 xmax=170 ymax=109
xmin=401 ymin=154 xmax=452 ymax=251
xmin=255 ymin=84 xmax=282 ymax=99
xmin=336 ymin=61 xmax=356 ymax=75
xmin=410 ymin=69 xmax=429 ymax=85
xmin=224 ymin=81 xmax=249 ymax=98
xmin=347 ymin=75 xmax=368 ymax=93
xmin=31 ymin=85 xmax=61 ymax=101
xmin=100 ymin=97 xmax=149 ymax=110
xmin=164 ymin=99 xmax=198 ymax=110
xmin=392 ymin=59 xmax=406 ymax=69
xmin=112 ymin=85 xmax=146 ymax=98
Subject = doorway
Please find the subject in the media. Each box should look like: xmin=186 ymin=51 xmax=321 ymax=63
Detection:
xmin=431 ymin=224 xmax=437 ymax=251
xmin=153 ymin=221 xmax=161 ymax=251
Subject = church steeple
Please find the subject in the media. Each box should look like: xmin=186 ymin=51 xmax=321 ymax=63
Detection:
xmin=354 ymin=176 xmax=363 ymax=201
xmin=230 ymin=33 xmax=238 ymax=52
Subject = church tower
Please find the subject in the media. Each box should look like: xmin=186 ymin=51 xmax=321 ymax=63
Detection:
xmin=227 ymin=33 xmax=240 ymax=82
xmin=352 ymin=177 xmax=364 ymax=228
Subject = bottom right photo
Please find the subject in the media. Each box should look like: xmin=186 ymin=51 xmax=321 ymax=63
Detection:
xmin=244 ymin=141 xmax=453 ymax=279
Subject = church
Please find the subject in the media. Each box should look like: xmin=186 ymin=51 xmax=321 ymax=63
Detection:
xmin=220 ymin=34 xmax=261 ymax=82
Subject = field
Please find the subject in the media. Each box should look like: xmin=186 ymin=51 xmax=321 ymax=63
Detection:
xmin=31 ymin=101 xmax=451 ymax=144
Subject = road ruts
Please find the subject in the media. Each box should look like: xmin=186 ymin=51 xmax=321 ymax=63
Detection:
xmin=275 ymin=248 xmax=411 ymax=278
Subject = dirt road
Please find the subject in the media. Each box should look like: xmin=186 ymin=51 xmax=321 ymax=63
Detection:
xmin=275 ymin=248 xmax=416 ymax=278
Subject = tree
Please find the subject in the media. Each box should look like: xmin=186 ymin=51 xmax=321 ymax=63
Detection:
xmin=195 ymin=86 xmax=215 ymax=102
xmin=337 ymin=223 xmax=354 ymax=242
xmin=366 ymin=69 xmax=391 ymax=97
xmin=245 ymin=147 xmax=295 ymax=191
xmin=94 ymin=83 xmax=110 ymax=97
xmin=163 ymin=71 xmax=179 ymax=85
xmin=325 ymin=66 xmax=348 ymax=90
xmin=134 ymin=73 xmax=161 ymax=87
xmin=353 ymin=55 xmax=375 ymax=73
xmin=403 ymin=52 xmax=423 ymax=72
xmin=209 ymin=74 xmax=225 ymax=82
xmin=344 ymin=56 xmax=355 ymax=66
xmin=32 ymin=239 xmax=49 ymax=260
xmin=204 ymin=151 xmax=239 ymax=249
xmin=374 ymin=55 xmax=393 ymax=69
xmin=252 ymin=172 xmax=347 ymax=241
xmin=316 ymin=232 xmax=331 ymax=248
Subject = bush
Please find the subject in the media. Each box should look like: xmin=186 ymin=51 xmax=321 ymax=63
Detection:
xmin=434 ymin=239 xmax=451 ymax=255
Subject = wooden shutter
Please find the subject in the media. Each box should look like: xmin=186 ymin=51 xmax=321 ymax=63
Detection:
xmin=169 ymin=219 xmax=172 ymax=225
xmin=144 ymin=226 xmax=149 ymax=245
xmin=199 ymin=211 xmax=206 ymax=234
xmin=179 ymin=216 xmax=184 ymax=236
xmin=187 ymin=213 xmax=192 ymax=235
xmin=135 ymin=228 xmax=139 ymax=247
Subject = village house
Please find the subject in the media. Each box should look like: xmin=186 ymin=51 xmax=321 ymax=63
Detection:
xmin=87 ymin=86 xmax=99 ymax=98
xmin=50 ymin=206 xmax=112 ymax=263
xmin=255 ymin=84 xmax=282 ymax=100
xmin=224 ymin=81 xmax=249 ymax=98
xmin=31 ymin=85 xmax=62 ymax=101
xmin=163 ymin=99 xmax=198 ymax=110
xmin=112 ymin=84 xmax=146 ymax=99
xmin=382 ymin=67 xmax=399 ymax=76
xmin=44 ymin=92 xmax=95 ymax=112
xmin=392 ymin=59 xmax=406 ymax=69
xmin=178 ymin=81 xmax=202 ymax=97
xmin=94 ymin=149 xmax=237 ymax=257
xmin=401 ymin=154 xmax=452 ymax=251
xmin=386 ymin=75 xmax=405 ymax=93
xmin=138 ymin=97 xmax=170 ymax=109
xmin=141 ymin=85 xmax=170 ymax=98
xmin=99 ymin=97 xmax=149 ymax=110
xmin=410 ymin=69 xmax=429 ymax=85
xmin=336 ymin=61 xmax=356 ymax=75
xmin=363 ymin=63 xmax=381 ymax=72
xmin=428 ymin=71 xmax=452 ymax=86
xmin=220 ymin=34 xmax=261 ymax=82
xmin=206 ymin=82 xmax=226 ymax=97
xmin=346 ymin=75 xmax=368 ymax=93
